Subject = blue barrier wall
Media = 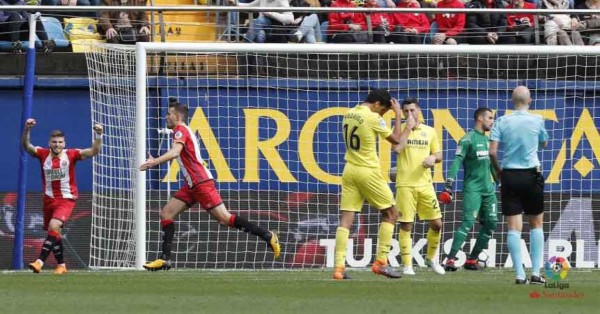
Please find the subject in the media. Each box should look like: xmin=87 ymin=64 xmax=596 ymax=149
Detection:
xmin=1 ymin=78 xmax=599 ymax=192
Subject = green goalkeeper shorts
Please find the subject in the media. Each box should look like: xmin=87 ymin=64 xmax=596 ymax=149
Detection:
xmin=462 ymin=192 xmax=498 ymax=222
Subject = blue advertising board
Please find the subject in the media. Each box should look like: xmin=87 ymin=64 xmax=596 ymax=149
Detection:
xmin=1 ymin=78 xmax=598 ymax=193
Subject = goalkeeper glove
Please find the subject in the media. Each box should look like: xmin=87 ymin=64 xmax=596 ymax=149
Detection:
xmin=438 ymin=179 xmax=454 ymax=204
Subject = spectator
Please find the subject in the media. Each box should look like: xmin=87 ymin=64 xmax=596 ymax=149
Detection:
xmin=0 ymin=0 xmax=55 ymax=53
xmin=389 ymin=0 xmax=430 ymax=44
xmin=466 ymin=0 xmax=508 ymax=44
xmin=378 ymin=0 xmax=398 ymax=8
xmin=99 ymin=0 xmax=150 ymax=44
xmin=571 ymin=0 xmax=600 ymax=45
xmin=229 ymin=0 xmax=294 ymax=43
xmin=419 ymin=0 xmax=439 ymax=22
xmin=505 ymin=0 xmax=536 ymax=44
xmin=290 ymin=0 xmax=322 ymax=43
xmin=363 ymin=0 xmax=394 ymax=43
xmin=542 ymin=0 xmax=584 ymax=45
xmin=328 ymin=0 xmax=369 ymax=43
xmin=77 ymin=0 xmax=101 ymax=18
xmin=434 ymin=0 xmax=466 ymax=44
xmin=318 ymin=0 xmax=332 ymax=42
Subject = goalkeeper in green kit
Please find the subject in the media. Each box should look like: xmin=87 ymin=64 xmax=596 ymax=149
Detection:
xmin=440 ymin=108 xmax=498 ymax=271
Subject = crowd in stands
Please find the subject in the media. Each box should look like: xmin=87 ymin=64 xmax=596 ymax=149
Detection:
xmin=0 ymin=0 xmax=150 ymax=52
xmin=231 ymin=0 xmax=600 ymax=45
xmin=0 ymin=0 xmax=598 ymax=53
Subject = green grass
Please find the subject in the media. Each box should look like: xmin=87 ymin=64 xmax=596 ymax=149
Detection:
xmin=1 ymin=269 xmax=598 ymax=314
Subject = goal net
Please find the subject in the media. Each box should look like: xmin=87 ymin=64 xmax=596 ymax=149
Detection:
xmin=86 ymin=43 xmax=600 ymax=270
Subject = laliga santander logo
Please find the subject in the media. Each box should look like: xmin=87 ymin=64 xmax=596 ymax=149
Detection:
xmin=544 ymin=256 xmax=570 ymax=281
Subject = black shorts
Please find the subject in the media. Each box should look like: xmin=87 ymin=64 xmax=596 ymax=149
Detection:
xmin=500 ymin=168 xmax=545 ymax=216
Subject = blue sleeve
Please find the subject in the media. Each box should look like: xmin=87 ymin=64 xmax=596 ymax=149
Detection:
xmin=539 ymin=118 xmax=548 ymax=143
xmin=490 ymin=118 xmax=501 ymax=142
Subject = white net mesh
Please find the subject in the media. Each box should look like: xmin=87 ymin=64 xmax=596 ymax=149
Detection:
xmin=86 ymin=44 xmax=599 ymax=270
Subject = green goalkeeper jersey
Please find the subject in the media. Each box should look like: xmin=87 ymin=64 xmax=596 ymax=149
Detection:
xmin=447 ymin=129 xmax=495 ymax=195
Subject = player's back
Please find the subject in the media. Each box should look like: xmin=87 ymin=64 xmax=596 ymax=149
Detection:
xmin=491 ymin=111 xmax=547 ymax=169
xmin=342 ymin=105 xmax=392 ymax=169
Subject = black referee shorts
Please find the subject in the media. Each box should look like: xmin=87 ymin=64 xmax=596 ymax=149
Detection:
xmin=500 ymin=168 xmax=545 ymax=216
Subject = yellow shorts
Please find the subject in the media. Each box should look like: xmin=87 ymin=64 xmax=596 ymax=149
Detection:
xmin=340 ymin=164 xmax=395 ymax=212
xmin=396 ymin=185 xmax=442 ymax=222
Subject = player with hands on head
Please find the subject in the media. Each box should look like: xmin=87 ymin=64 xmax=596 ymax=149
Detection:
xmin=333 ymin=89 xmax=414 ymax=280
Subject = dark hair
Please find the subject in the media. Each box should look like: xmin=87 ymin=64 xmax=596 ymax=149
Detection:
xmin=169 ymin=102 xmax=189 ymax=121
xmin=474 ymin=107 xmax=492 ymax=121
xmin=365 ymin=89 xmax=392 ymax=108
xmin=401 ymin=98 xmax=419 ymax=108
xmin=49 ymin=130 xmax=65 ymax=138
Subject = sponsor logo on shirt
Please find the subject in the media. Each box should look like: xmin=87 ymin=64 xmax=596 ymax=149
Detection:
xmin=45 ymin=168 xmax=67 ymax=181
xmin=407 ymin=139 xmax=429 ymax=146
xmin=476 ymin=150 xmax=490 ymax=160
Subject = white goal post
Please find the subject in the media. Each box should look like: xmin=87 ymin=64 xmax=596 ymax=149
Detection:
xmin=86 ymin=43 xmax=600 ymax=270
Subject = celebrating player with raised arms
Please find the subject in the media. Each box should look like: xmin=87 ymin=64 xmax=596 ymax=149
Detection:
xmin=23 ymin=118 xmax=103 ymax=274
xmin=441 ymin=108 xmax=498 ymax=271
xmin=140 ymin=101 xmax=280 ymax=271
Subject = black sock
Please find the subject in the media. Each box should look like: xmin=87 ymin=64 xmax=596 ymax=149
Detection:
xmin=53 ymin=239 xmax=64 ymax=265
xmin=39 ymin=231 xmax=59 ymax=262
xmin=161 ymin=219 xmax=175 ymax=260
xmin=229 ymin=215 xmax=271 ymax=242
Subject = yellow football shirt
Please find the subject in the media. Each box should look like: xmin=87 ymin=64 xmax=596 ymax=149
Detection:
xmin=395 ymin=123 xmax=441 ymax=186
xmin=342 ymin=105 xmax=393 ymax=168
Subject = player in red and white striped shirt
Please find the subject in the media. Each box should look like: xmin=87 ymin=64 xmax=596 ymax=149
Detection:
xmin=140 ymin=102 xmax=280 ymax=271
xmin=22 ymin=118 xmax=103 ymax=274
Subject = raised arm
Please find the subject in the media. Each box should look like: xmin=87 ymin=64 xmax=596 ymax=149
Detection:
xmin=139 ymin=142 xmax=184 ymax=171
xmin=388 ymin=98 xmax=416 ymax=152
xmin=80 ymin=124 xmax=104 ymax=160
xmin=22 ymin=118 xmax=37 ymax=157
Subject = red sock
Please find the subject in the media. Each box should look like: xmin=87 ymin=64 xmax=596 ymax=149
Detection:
xmin=160 ymin=219 xmax=174 ymax=229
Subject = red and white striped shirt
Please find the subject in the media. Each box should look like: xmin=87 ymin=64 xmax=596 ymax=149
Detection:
xmin=36 ymin=148 xmax=81 ymax=199
xmin=172 ymin=124 xmax=213 ymax=186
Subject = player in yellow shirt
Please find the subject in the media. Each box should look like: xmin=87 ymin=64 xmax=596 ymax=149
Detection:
xmin=392 ymin=98 xmax=446 ymax=275
xmin=333 ymin=89 xmax=415 ymax=280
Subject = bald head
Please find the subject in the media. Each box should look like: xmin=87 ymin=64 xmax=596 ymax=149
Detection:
xmin=512 ymin=86 xmax=531 ymax=109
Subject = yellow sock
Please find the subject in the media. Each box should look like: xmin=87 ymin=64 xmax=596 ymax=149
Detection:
xmin=426 ymin=228 xmax=441 ymax=261
xmin=334 ymin=227 xmax=350 ymax=268
xmin=375 ymin=222 xmax=395 ymax=262
xmin=399 ymin=229 xmax=412 ymax=267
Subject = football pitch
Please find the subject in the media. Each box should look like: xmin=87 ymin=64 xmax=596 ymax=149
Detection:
xmin=1 ymin=269 xmax=598 ymax=314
